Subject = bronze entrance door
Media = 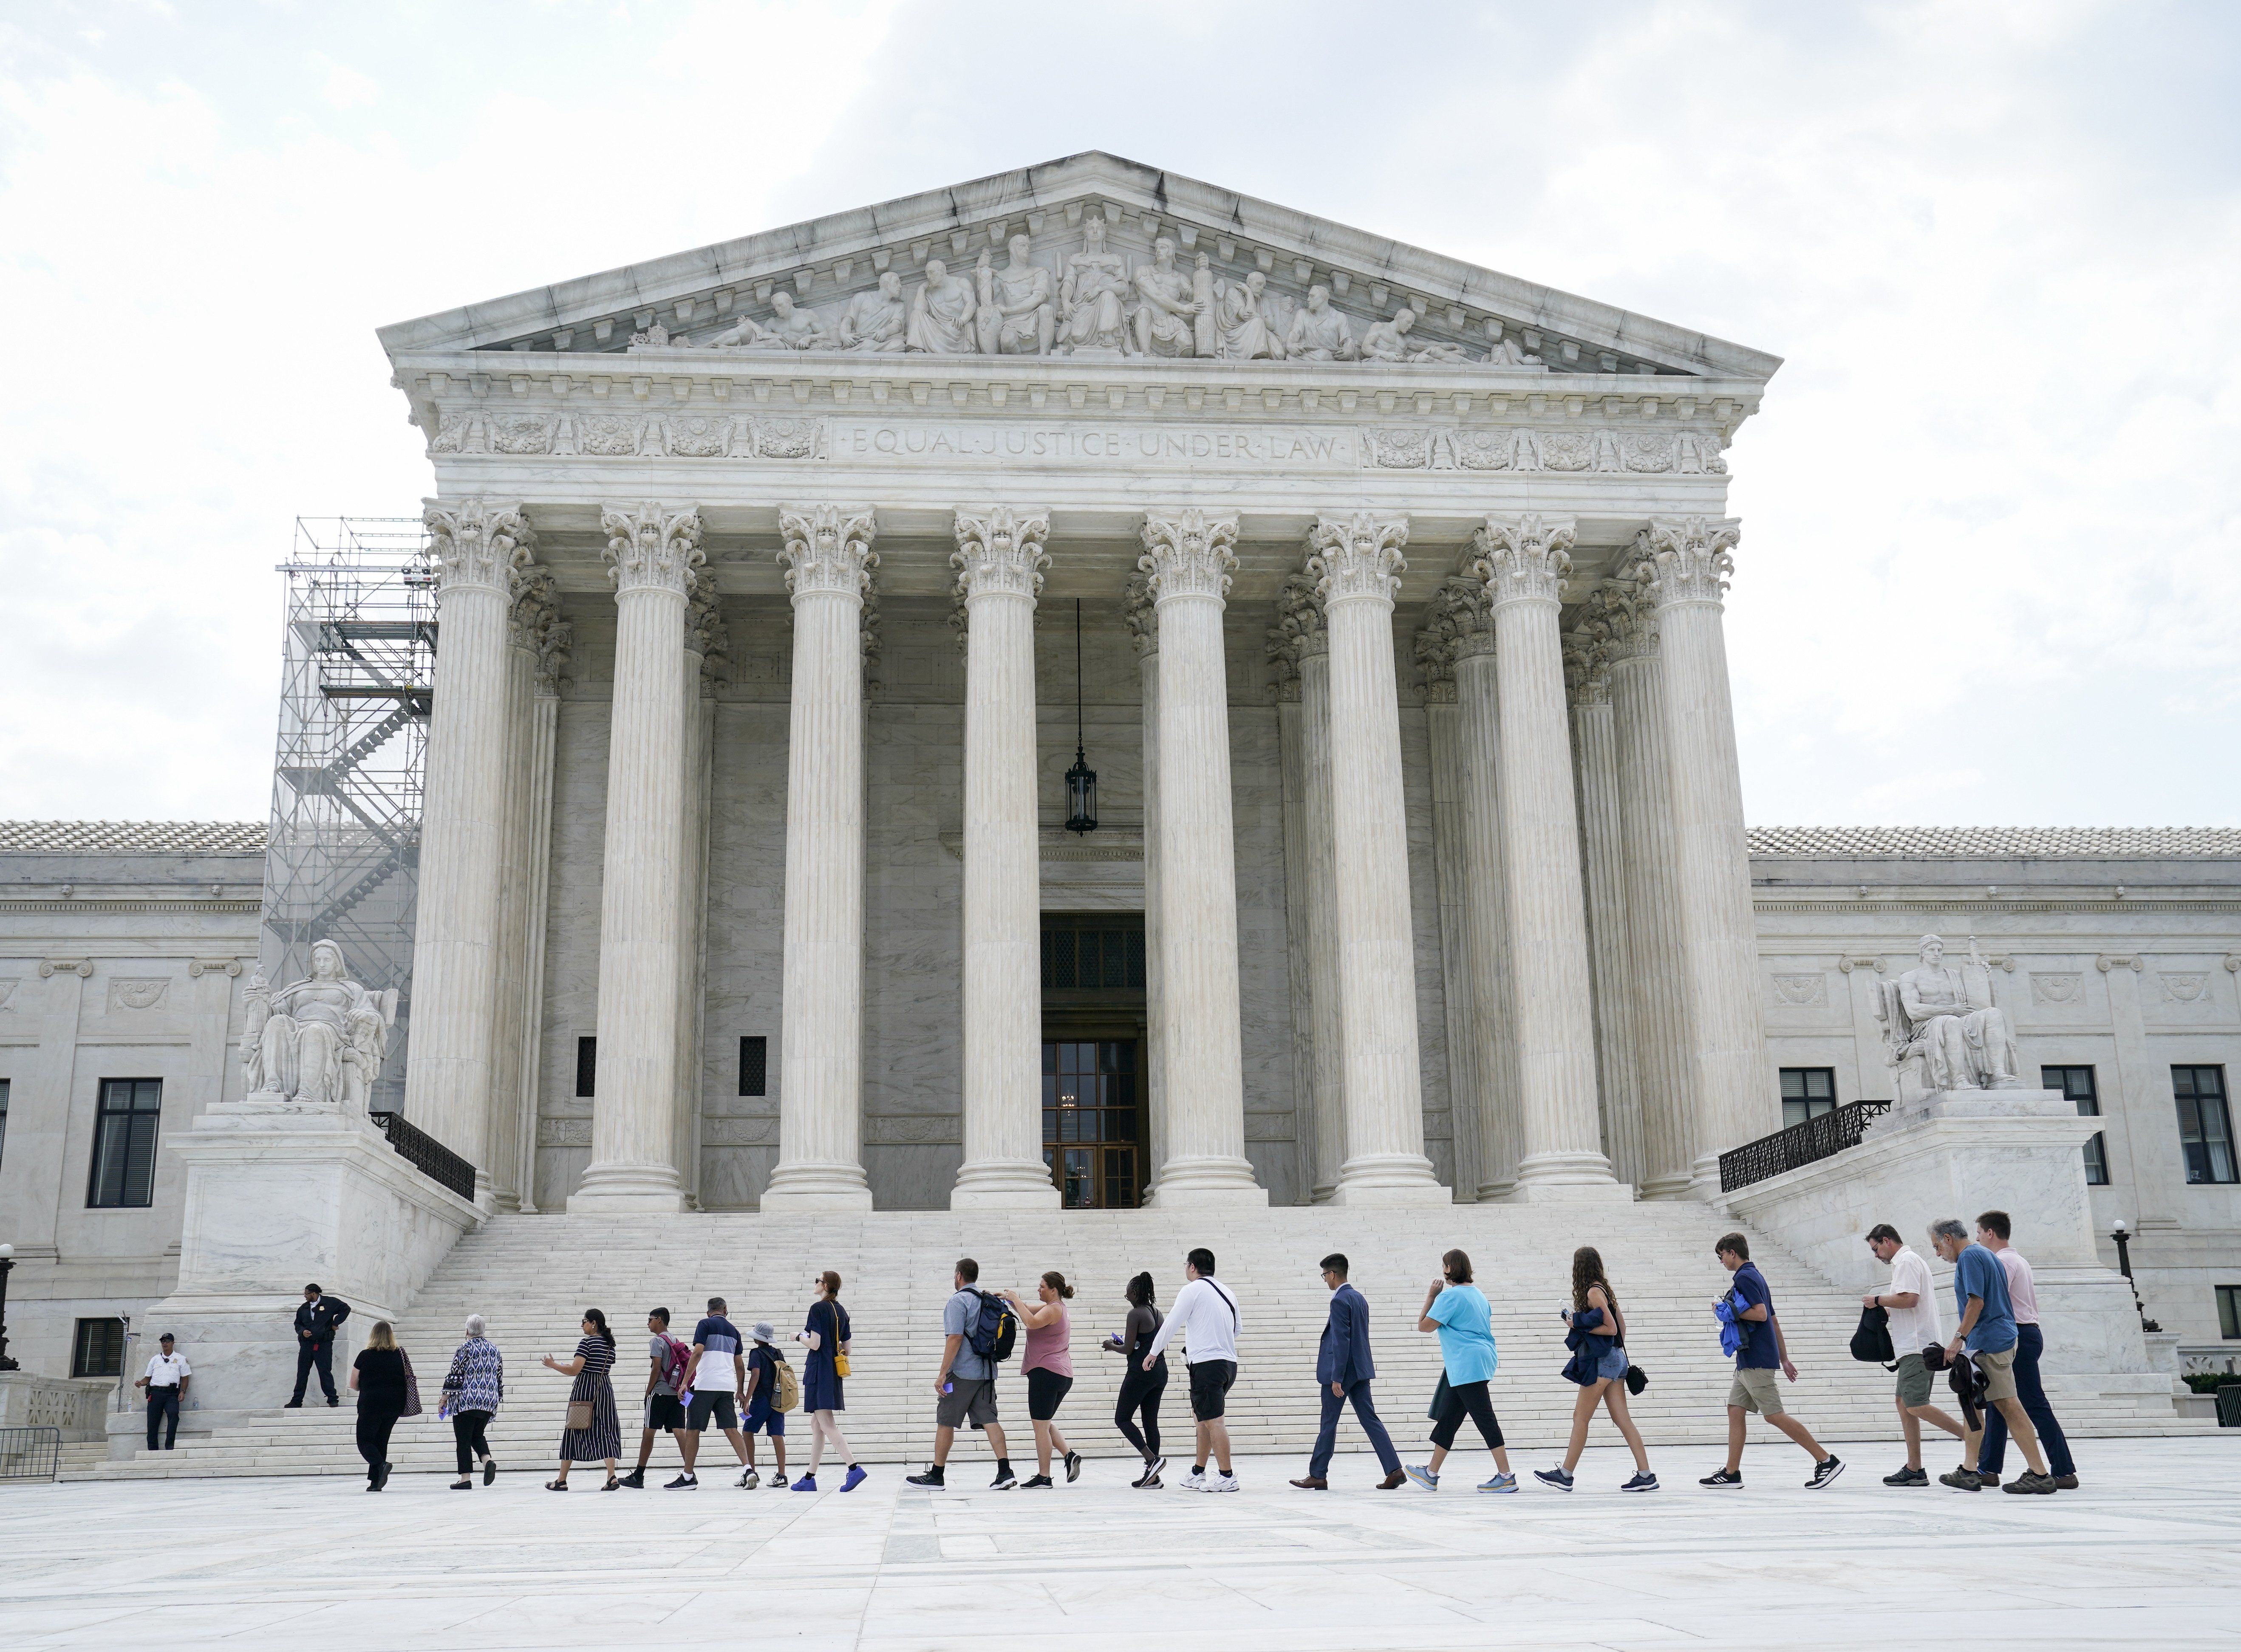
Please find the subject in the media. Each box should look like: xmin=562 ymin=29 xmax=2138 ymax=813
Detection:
xmin=1040 ymin=914 xmax=1146 ymax=1208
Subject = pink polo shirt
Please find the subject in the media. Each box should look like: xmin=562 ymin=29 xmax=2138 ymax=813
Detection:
xmin=1996 ymin=1246 xmax=2039 ymax=1325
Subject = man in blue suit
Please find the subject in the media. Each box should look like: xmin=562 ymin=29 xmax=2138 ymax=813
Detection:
xmin=1292 ymin=1254 xmax=1406 ymax=1490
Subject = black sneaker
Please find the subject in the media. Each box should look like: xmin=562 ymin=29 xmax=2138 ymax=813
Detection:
xmin=1882 ymin=1466 xmax=1928 ymax=1487
xmin=618 ymin=1468 xmax=645 ymax=1489
xmin=1698 ymin=1468 xmax=1743 ymax=1488
xmin=1130 ymin=1463 xmax=1159 ymax=1489
xmin=1939 ymin=1467 xmax=1982 ymax=1491
xmin=1805 ymin=1456 xmax=1845 ymax=1491
xmin=990 ymin=1467 xmax=1018 ymax=1490
xmin=664 ymin=1473 xmax=698 ymax=1490
xmin=1064 ymin=1451 xmax=1082 ymax=1484
xmin=2005 ymin=1471 xmax=2058 ymax=1496
xmin=905 ymin=1467 xmax=946 ymax=1488
xmin=1976 ymin=1471 xmax=2002 ymax=1487
xmin=1021 ymin=1474 xmax=1053 ymax=1488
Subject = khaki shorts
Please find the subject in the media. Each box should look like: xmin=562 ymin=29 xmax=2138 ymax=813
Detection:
xmin=1974 ymin=1344 xmax=2018 ymax=1403
xmin=1727 ymin=1367 xmax=1786 ymax=1415
xmin=1895 ymin=1351 xmax=1933 ymax=1408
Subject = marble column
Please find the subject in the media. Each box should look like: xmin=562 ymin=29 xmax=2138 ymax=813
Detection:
xmin=1139 ymin=509 xmax=1265 ymax=1206
xmin=1451 ymin=619 xmax=1522 ymax=1200
xmin=951 ymin=507 xmax=1060 ymax=1209
xmin=1308 ymin=514 xmax=1444 ymax=1205
xmin=408 ymin=498 xmax=533 ymax=1189
xmin=1601 ymin=584 xmax=1698 ymax=1199
xmin=1270 ymin=608 xmax=1315 ymax=1205
xmin=569 ymin=502 xmax=700 ymax=1213
xmin=485 ymin=565 xmax=555 ymax=1212
xmin=1565 ymin=624 xmax=1645 ymax=1189
xmin=1125 ymin=580 xmax=1167 ymax=1193
xmin=1273 ymin=576 xmax=1344 ymax=1202
xmin=764 ymin=505 xmax=878 ymax=1210
xmin=1631 ymin=518 xmax=1777 ymax=1184
xmin=510 ymin=620 xmax=569 ymax=1211
xmin=1473 ymin=513 xmax=1621 ymax=1198
xmin=673 ymin=585 xmax=724 ymax=1207
xmin=1418 ymin=602 xmax=1480 ymax=1204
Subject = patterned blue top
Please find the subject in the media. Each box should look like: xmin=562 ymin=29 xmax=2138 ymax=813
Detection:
xmin=443 ymin=1335 xmax=504 ymax=1414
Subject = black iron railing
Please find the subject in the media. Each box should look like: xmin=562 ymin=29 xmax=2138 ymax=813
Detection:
xmin=1719 ymin=1101 xmax=1891 ymax=1193
xmin=369 ymin=1112 xmax=477 ymax=1202
xmin=0 ymin=1426 xmax=62 ymax=1481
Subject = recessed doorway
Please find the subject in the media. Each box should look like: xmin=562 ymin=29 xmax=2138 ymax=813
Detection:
xmin=1041 ymin=913 xmax=1146 ymax=1209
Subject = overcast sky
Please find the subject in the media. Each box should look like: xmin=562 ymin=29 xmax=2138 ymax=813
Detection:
xmin=3 ymin=0 xmax=2235 ymax=827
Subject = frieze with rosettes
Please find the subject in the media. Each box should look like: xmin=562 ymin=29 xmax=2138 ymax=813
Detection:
xmin=432 ymin=411 xmax=830 ymax=461
xmin=1363 ymin=424 xmax=1726 ymax=475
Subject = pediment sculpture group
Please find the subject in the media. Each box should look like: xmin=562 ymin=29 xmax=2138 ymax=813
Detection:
xmin=630 ymin=223 xmax=1540 ymax=368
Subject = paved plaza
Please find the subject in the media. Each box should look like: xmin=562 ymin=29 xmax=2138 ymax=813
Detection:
xmin=6 ymin=1438 xmax=2237 ymax=1649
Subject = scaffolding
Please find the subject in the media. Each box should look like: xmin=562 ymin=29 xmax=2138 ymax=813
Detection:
xmin=257 ymin=517 xmax=436 ymax=1114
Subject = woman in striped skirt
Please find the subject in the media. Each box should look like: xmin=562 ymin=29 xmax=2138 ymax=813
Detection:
xmin=542 ymin=1309 xmax=621 ymax=1489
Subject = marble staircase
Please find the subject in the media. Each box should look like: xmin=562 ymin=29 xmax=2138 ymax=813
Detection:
xmin=78 ymin=1201 xmax=2207 ymax=1480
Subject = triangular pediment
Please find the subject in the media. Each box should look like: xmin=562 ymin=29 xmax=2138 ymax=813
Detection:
xmin=379 ymin=152 xmax=1778 ymax=384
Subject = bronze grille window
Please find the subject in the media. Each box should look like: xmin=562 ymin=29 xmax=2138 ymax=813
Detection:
xmin=1043 ymin=1039 xmax=1139 ymax=1209
xmin=1041 ymin=928 xmax=1146 ymax=993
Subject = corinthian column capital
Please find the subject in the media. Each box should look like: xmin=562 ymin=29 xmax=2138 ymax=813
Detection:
xmin=1139 ymin=508 xmax=1238 ymax=605
xmin=1264 ymin=573 xmax=1327 ymax=700
xmin=951 ymin=506 xmax=1051 ymax=603
xmin=1123 ymin=573 xmax=1160 ymax=657
xmin=508 ymin=566 xmax=559 ymax=651
xmin=425 ymin=497 xmax=536 ymax=594
xmin=1636 ymin=516 xmax=1742 ymax=607
xmin=777 ymin=504 xmax=878 ymax=603
xmin=1307 ymin=512 xmax=1408 ymax=608
xmin=1592 ymin=579 xmax=1659 ymax=664
xmin=1471 ymin=512 xmax=1576 ymax=608
xmin=601 ymin=503 xmax=703 ymax=596
xmin=1562 ymin=625 xmax=1616 ymax=707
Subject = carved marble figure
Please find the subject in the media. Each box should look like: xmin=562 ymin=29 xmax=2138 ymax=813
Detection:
xmin=974 ymin=237 xmax=1055 ymax=356
xmin=1057 ymin=216 xmax=1132 ymax=355
xmin=1884 ymin=934 xmax=2026 ymax=1092
xmin=1285 ymin=285 xmax=1358 ymax=361
xmin=836 ymin=271 xmax=908 ymax=352
xmin=241 ymin=940 xmax=396 ymax=1113
xmin=1130 ymin=237 xmax=1202 ymax=358
xmin=1208 ymin=269 xmax=1285 ymax=360
xmin=759 ymin=291 xmax=829 ymax=351
xmin=1486 ymin=327 xmax=1542 ymax=368
xmin=906 ymin=258 xmax=978 ymax=354
xmin=1363 ymin=306 xmax=1469 ymax=364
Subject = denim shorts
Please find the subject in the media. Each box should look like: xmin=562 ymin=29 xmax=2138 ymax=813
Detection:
xmin=1595 ymin=1347 xmax=1630 ymax=1382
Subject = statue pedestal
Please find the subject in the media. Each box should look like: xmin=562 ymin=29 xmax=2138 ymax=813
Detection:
xmin=1719 ymin=1088 xmax=2169 ymax=1413
xmin=144 ymin=1101 xmax=480 ymax=1415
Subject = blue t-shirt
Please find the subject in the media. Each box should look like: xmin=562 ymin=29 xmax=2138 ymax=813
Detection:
xmin=1953 ymin=1243 xmax=2018 ymax=1355
xmin=1729 ymin=1263 xmax=1780 ymax=1370
xmin=943 ymin=1289 xmax=993 ymax=1382
xmin=744 ymin=1344 xmax=778 ymax=1413
xmin=1426 ymin=1283 xmax=1498 ymax=1384
xmin=691 ymin=1316 xmax=743 ymax=1389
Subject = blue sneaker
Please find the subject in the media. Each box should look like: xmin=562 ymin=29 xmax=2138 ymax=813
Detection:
xmin=841 ymin=1465 xmax=867 ymax=1493
xmin=792 ymin=1474 xmax=817 ymax=1492
xmin=1533 ymin=1467 xmax=1574 ymax=1492
xmin=1621 ymin=1472 xmax=1659 ymax=1493
xmin=1404 ymin=1464 xmax=1438 ymax=1492
xmin=1478 ymin=1472 xmax=1519 ymax=1493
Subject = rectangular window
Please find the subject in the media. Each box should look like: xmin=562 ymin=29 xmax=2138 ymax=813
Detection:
xmin=2043 ymin=1065 xmax=2109 ymax=1185
xmin=87 ymin=1078 xmax=162 ymax=1208
xmin=2219 ymin=1285 xmax=2241 ymax=1341
xmin=1779 ymin=1067 xmax=1837 ymax=1131
xmin=575 ymin=1037 xmax=597 ymax=1099
xmin=738 ymin=1036 xmax=767 ymax=1098
xmin=2175 ymin=1066 xmax=2236 ymax=1185
xmin=1038 ymin=922 xmax=1147 ymax=994
xmin=72 ymin=1317 xmax=126 ymax=1378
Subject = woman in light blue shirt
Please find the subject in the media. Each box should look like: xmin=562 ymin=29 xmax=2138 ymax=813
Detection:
xmin=1405 ymin=1249 xmax=1516 ymax=1493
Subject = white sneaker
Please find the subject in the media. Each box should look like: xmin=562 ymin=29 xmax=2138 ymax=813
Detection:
xmin=737 ymin=1468 xmax=758 ymax=1489
xmin=1211 ymin=1472 xmax=1240 ymax=1493
xmin=1181 ymin=1466 xmax=1207 ymax=1492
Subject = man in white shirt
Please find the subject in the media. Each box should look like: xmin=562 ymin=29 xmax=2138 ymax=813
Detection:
xmin=1144 ymin=1247 xmax=1242 ymax=1492
xmin=1863 ymin=1224 xmax=1966 ymax=1485
xmin=1974 ymin=1211 xmax=2080 ymax=1490
xmin=133 ymin=1333 xmax=190 ymax=1451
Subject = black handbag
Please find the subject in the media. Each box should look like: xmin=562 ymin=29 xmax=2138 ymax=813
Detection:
xmin=1850 ymin=1304 xmax=1896 ymax=1367
xmin=1427 ymin=1373 xmax=1451 ymax=1422
xmin=1624 ymin=1363 xmax=1648 ymax=1396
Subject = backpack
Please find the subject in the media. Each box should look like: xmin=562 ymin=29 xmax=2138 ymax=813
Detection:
xmin=656 ymin=1333 xmax=692 ymax=1393
xmin=967 ymin=1289 xmax=1018 ymax=1364
xmin=1850 ymin=1305 xmax=1897 ymax=1367
xmin=764 ymin=1349 xmax=800 ymax=1413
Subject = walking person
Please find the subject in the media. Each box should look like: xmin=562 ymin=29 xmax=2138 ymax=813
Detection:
xmin=440 ymin=1313 xmax=504 ymax=1490
xmin=134 ymin=1333 xmax=190 ymax=1451
xmin=908 ymin=1258 xmax=1015 ymax=1489
xmin=1973 ymin=1211 xmax=2079 ymax=1491
xmin=542 ymin=1309 xmax=621 ymax=1491
xmin=1405 ymin=1248 xmax=1516 ymax=1494
xmin=619 ymin=1307 xmax=690 ymax=1489
xmin=1927 ymin=1218 xmax=2057 ymax=1494
xmin=739 ymin=1321 xmax=790 ymax=1488
xmin=795 ymin=1270 xmax=865 ymax=1492
xmin=1291 ymin=1254 xmax=1404 ymax=1491
xmin=1102 ymin=1271 xmax=1169 ymax=1488
xmin=1536 ymin=1247 xmax=1657 ymax=1493
xmin=349 ymin=1319 xmax=409 ymax=1491
xmin=1143 ymin=1247 xmax=1243 ymax=1492
xmin=1863 ymin=1224 xmax=1967 ymax=1486
xmin=672 ymin=1297 xmax=753 ymax=1490
xmin=1700 ymin=1233 xmax=1842 ymax=1489
xmin=287 ymin=1282 xmax=351 ymax=1407
xmin=1000 ymin=1271 xmax=1081 ymax=1487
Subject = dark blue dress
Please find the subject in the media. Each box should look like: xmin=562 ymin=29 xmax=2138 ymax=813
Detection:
xmin=802 ymin=1299 xmax=849 ymax=1412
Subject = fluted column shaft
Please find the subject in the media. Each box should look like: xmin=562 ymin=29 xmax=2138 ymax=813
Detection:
xmin=408 ymin=499 xmax=532 ymax=1189
xmin=1131 ymin=613 xmax=1169 ymax=1192
xmin=1570 ymin=679 xmax=1644 ymax=1187
xmin=512 ymin=671 xmax=562 ymax=1211
xmin=485 ymin=575 xmax=546 ymax=1212
xmin=1638 ymin=519 xmax=1776 ymax=1180
xmin=571 ymin=503 xmax=699 ymax=1212
xmin=1311 ymin=515 xmax=1443 ymax=1205
xmin=1140 ymin=510 xmax=1265 ymax=1206
xmin=1477 ymin=514 xmax=1619 ymax=1197
xmin=1299 ymin=640 xmax=1346 ymax=1202
xmin=1423 ymin=688 xmax=1479 ymax=1204
xmin=952 ymin=508 xmax=1058 ymax=1209
xmin=673 ymin=611 xmax=716 ymax=1206
xmin=1453 ymin=642 xmax=1522 ymax=1199
xmin=765 ymin=506 xmax=877 ymax=1209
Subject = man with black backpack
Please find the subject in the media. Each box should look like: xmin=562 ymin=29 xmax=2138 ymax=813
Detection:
xmin=906 ymin=1258 xmax=1016 ymax=1489
xmin=1864 ymin=1223 xmax=1967 ymax=1486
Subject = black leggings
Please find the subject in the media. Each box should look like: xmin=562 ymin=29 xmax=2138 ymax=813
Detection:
xmin=1429 ymin=1379 xmax=1505 ymax=1453
xmin=357 ymin=1405 xmax=401 ymax=1477
xmin=453 ymin=1409 xmax=494 ymax=1474
xmin=1116 ymin=1361 xmax=1168 ymax=1459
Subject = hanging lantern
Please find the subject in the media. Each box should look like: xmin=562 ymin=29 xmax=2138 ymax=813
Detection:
xmin=1065 ymin=598 xmax=1098 ymax=836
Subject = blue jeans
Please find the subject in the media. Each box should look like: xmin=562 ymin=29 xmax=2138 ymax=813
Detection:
xmin=1309 ymin=1378 xmax=1400 ymax=1478
xmin=1979 ymin=1323 xmax=2075 ymax=1478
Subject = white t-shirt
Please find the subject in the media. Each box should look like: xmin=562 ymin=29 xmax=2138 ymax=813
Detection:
xmin=1883 ymin=1246 xmax=1942 ymax=1353
xmin=1146 ymin=1276 xmax=1241 ymax=1366
xmin=144 ymin=1352 xmax=191 ymax=1387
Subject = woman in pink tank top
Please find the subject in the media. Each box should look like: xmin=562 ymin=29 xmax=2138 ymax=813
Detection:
xmin=1000 ymin=1271 xmax=1079 ymax=1488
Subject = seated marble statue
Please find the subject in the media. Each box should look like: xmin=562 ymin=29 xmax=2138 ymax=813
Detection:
xmin=1361 ymin=306 xmax=1469 ymax=364
xmin=1285 ymin=285 xmax=1358 ymax=361
xmin=974 ymin=237 xmax=1055 ymax=356
xmin=836 ymin=271 xmax=908 ymax=352
xmin=1209 ymin=270 xmax=1285 ymax=360
xmin=239 ymin=940 xmax=395 ymax=1114
xmin=1057 ymin=216 xmax=1132 ymax=354
xmin=906 ymin=258 xmax=978 ymax=354
xmin=1130 ymin=238 xmax=1202 ymax=358
xmin=1884 ymin=934 xmax=2026 ymax=1092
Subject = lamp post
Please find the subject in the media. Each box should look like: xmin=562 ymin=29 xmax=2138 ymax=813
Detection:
xmin=0 ymin=1242 xmax=16 ymax=1371
xmin=2109 ymin=1218 xmax=2162 ymax=1333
